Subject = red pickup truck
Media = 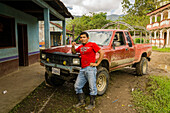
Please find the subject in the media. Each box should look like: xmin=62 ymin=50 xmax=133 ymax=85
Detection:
xmin=40 ymin=29 xmax=152 ymax=95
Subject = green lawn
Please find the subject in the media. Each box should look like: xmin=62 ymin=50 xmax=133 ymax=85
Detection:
xmin=152 ymin=46 xmax=170 ymax=52
xmin=132 ymin=76 xmax=170 ymax=113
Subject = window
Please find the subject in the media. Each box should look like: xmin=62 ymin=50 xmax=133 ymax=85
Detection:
xmin=113 ymin=32 xmax=126 ymax=47
xmin=0 ymin=14 xmax=16 ymax=48
xmin=87 ymin=31 xmax=113 ymax=45
xmin=74 ymin=31 xmax=113 ymax=46
xmin=125 ymin=32 xmax=132 ymax=47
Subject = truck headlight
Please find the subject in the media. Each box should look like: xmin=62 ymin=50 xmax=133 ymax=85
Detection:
xmin=42 ymin=54 xmax=46 ymax=59
xmin=73 ymin=58 xmax=80 ymax=65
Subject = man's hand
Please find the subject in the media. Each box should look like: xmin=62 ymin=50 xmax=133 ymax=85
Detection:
xmin=90 ymin=63 xmax=98 ymax=67
xmin=72 ymin=42 xmax=76 ymax=46
xmin=90 ymin=49 xmax=104 ymax=67
xmin=72 ymin=42 xmax=77 ymax=54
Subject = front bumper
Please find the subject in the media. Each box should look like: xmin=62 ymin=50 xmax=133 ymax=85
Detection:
xmin=41 ymin=60 xmax=81 ymax=74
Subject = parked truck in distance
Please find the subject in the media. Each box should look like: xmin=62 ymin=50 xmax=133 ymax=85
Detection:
xmin=40 ymin=29 xmax=152 ymax=95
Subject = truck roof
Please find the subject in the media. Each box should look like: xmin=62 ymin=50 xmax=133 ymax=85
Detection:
xmin=85 ymin=29 xmax=129 ymax=32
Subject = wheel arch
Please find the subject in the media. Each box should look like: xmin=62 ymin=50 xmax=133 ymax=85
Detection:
xmin=133 ymin=52 xmax=149 ymax=67
xmin=98 ymin=59 xmax=109 ymax=71
xmin=142 ymin=52 xmax=150 ymax=61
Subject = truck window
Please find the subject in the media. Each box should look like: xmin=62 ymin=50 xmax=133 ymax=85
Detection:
xmin=74 ymin=31 xmax=113 ymax=45
xmin=113 ymin=32 xmax=126 ymax=47
xmin=125 ymin=32 xmax=132 ymax=47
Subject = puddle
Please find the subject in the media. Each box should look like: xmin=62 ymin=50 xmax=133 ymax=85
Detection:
xmin=158 ymin=64 xmax=170 ymax=73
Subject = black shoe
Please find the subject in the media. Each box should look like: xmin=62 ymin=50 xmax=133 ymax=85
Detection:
xmin=85 ymin=95 xmax=96 ymax=110
xmin=73 ymin=93 xmax=85 ymax=108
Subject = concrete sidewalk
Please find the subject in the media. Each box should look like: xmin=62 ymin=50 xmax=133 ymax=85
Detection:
xmin=0 ymin=62 xmax=45 ymax=113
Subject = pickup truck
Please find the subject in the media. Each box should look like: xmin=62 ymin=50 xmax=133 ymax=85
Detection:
xmin=40 ymin=29 xmax=152 ymax=95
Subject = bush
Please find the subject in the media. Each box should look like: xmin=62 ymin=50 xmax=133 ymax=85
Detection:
xmin=135 ymin=38 xmax=144 ymax=43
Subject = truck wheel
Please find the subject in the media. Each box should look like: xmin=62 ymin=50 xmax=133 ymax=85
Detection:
xmin=136 ymin=57 xmax=148 ymax=76
xmin=45 ymin=72 xmax=65 ymax=87
xmin=96 ymin=67 xmax=109 ymax=95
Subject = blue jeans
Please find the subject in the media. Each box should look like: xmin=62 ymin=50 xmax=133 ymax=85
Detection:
xmin=74 ymin=66 xmax=97 ymax=95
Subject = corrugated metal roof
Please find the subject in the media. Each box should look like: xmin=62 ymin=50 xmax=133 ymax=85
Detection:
xmin=0 ymin=0 xmax=74 ymax=20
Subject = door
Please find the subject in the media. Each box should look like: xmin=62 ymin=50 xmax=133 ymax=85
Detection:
xmin=111 ymin=31 xmax=129 ymax=67
xmin=17 ymin=24 xmax=28 ymax=66
xmin=164 ymin=32 xmax=167 ymax=47
xmin=124 ymin=31 xmax=135 ymax=62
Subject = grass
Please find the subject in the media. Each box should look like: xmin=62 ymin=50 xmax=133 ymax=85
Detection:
xmin=132 ymin=76 xmax=170 ymax=113
xmin=152 ymin=46 xmax=170 ymax=52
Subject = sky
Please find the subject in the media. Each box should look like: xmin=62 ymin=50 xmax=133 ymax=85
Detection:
xmin=60 ymin=0 xmax=135 ymax=16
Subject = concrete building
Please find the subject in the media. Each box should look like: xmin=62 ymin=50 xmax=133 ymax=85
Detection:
xmin=39 ymin=21 xmax=73 ymax=48
xmin=146 ymin=3 xmax=170 ymax=47
xmin=0 ymin=0 xmax=73 ymax=77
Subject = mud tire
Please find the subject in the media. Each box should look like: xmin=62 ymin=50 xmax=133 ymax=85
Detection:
xmin=96 ymin=67 xmax=109 ymax=95
xmin=136 ymin=57 xmax=148 ymax=76
xmin=45 ymin=72 xmax=65 ymax=87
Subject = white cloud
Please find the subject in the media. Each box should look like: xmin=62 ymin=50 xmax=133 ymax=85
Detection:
xmin=61 ymin=0 xmax=124 ymax=16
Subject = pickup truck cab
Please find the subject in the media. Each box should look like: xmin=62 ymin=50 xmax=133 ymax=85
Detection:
xmin=40 ymin=29 xmax=152 ymax=95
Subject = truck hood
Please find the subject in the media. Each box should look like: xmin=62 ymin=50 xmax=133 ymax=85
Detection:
xmin=42 ymin=45 xmax=74 ymax=53
xmin=42 ymin=44 xmax=108 ymax=54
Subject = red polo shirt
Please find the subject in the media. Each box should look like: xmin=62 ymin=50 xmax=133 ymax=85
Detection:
xmin=76 ymin=42 xmax=101 ymax=68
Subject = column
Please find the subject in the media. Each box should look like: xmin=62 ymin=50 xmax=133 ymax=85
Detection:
xmin=160 ymin=30 xmax=163 ymax=39
xmin=140 ymin=32 xmax=142 ymax=43
xmin=62 ymin=20 xmax=66 ymax=45
xmin=154 ymin=31 xmax=157 ymax=46
xmin=44 ymin=8 xmax=50 ymax=48
xmin=154 ymin=31 xmax=157 ymax=39
xmin=145 ymin=32 xmax=147 ymax=43
xmin=150 ymin=16 xmax=152 ymax=24
xmin=161 ymin=13 xmax=163 ymax=21
xmin=149 ymin=32 xmax=152 ymax=44
xmin=160 ymin=30 xmax=163 ymax=47
xmin=155 ymin=15 xmax=157 ymax=22
xmin=167 ymin=29 xmax=169 ymax=45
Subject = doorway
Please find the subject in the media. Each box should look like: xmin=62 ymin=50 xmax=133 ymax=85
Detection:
xmin=164 ymin=32 xmax=167 ymax=47
xmin=17 ymin=24 xmax=28 ymax=66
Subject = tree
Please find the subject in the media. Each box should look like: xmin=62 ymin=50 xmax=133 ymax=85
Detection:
xmin=120 ymin=0 xmax=158 ymax=27
xmin=66 ymin=12 xmax=111 ymax=38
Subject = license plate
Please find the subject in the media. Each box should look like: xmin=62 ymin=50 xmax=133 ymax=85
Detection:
xmin=52 ymin=68 xmax=60 ymax=75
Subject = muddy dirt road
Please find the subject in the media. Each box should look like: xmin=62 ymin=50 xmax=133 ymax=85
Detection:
xmin=11 ymin=51 xmax=170 ymax=113
xmin=93 ymin=51 xmax=170 ymax=113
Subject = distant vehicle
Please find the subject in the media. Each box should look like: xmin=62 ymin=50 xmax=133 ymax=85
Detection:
xmin=40 ymin=29 xmax=152 ymax=95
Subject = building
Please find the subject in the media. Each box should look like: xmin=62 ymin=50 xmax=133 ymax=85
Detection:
xmin=39 ymin=21 xmax=73 ymax=48
xmin=146 ymin=2 xmax=170 ymax=47
xmin=0 ymin=0 xmax=73 ymax=77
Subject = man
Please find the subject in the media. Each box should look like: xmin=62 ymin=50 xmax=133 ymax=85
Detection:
xmin=72 ymin=32 xmax=104 ymax=110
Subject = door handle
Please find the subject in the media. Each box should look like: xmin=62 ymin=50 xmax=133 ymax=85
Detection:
xmin=125 ymin=48 xmax=128 ymax=51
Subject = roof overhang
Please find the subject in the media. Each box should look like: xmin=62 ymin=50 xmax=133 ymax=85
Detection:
xmin=0 ymin=0 xmax=74 ymax=21
xmin=147 ymin=3 xmax=170 ymax=16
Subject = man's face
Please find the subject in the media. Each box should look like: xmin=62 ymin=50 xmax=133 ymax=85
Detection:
xmin=80 ymin=34 xmax=89 ymax=44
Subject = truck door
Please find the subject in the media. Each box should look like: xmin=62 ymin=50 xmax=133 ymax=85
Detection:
xmin=111 ymin=31 xmax=130 ymax=67
xmin=124 ymin=31 xmax=135 ymax=62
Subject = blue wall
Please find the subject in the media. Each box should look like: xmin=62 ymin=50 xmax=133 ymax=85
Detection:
xmin=0 ymin=3 xmax=39 ymax=63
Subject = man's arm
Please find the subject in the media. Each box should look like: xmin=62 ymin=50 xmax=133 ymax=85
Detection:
xmin=72 ymin=42 xmax=77 ymax=54
xmin=90 ymin=49 xmax=104 ymax=67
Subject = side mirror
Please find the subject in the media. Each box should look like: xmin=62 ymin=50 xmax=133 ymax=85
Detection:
xmin=112 ymin=42 xmax=115 ymax=49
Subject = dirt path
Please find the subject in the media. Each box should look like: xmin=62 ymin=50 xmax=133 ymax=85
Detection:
xmin=94 ymin=68 xmax=137 ymax=113
xmin=149 ymin=51 xmax=170 ymax=75
xmin=10 ymin=51 xmax=170 ymax=113
xmin=93 ymin=51 xmax=170 ymax=113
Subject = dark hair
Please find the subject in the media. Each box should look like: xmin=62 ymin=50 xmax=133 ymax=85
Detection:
xmin=80 ymin=32 xmax=89 ymax=38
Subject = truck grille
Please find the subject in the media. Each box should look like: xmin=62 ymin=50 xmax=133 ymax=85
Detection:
xmin=42 ymin=52 xmax=81 ymax=66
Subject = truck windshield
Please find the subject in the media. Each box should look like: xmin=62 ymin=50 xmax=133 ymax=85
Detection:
xmin=75 ymin=31 xmax=113 ymax=45
xmin=87 ymin=31 xmax=113 ymax=45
